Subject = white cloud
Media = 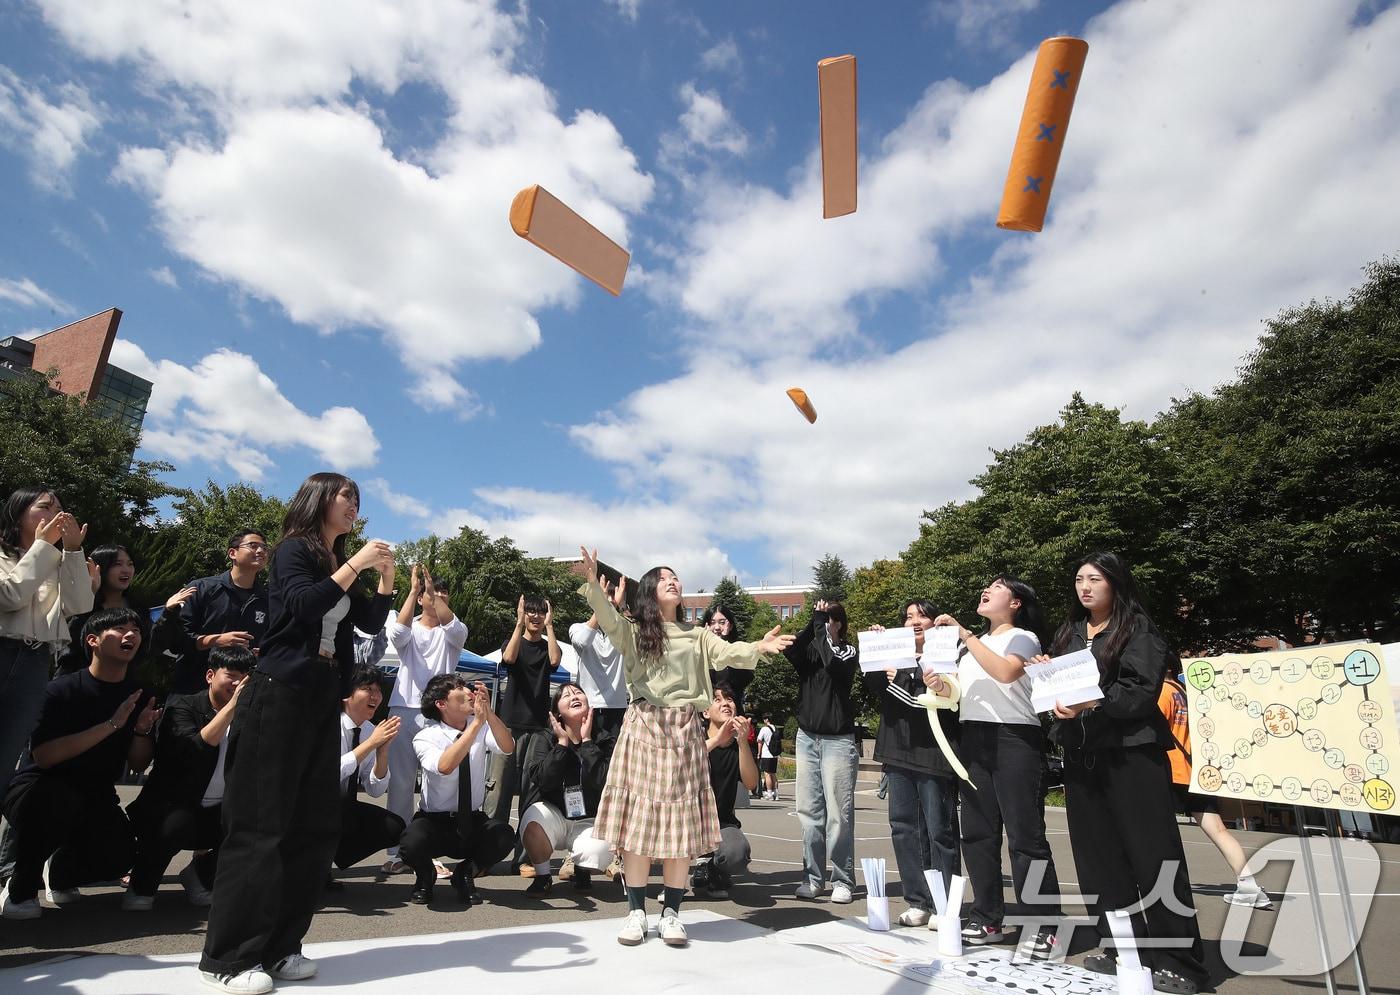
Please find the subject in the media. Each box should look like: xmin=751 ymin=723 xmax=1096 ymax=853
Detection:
xmin=0 ymin=276 xmax=71 ymax=313
xmin=676 ymin=82 xmax=748 ymax=156
xmin=0 ymin=67 xmax=99 ymax=194
xmin=931 ymin=0 xmax=1040 ymax=52
xmin=366 ymin=477 xmax=432 ymax=519
xmin=42 ymin=0 xmax=653 ymax=412
xmin=573 ymin=0 xmax=1400 ymax=579
xmin=699 ymin=38 xmax=741 ymax=76
xmin=604 ymin=0 xmax=642 ymax=23
xmin=110 ymin=339 xmax=380 ymax=481
xmin=148 ymin=266 xmax=178 ymax=288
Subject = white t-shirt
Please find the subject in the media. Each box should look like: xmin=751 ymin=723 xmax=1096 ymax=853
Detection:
xmin=201 ymin=732 xmax=230 ymax=808
xmin=568 ymin=622 xmax=628 ymax=709
xmin=958 ymin=627 xmax=1042 ymax=726
xmin=757 ymin=724 xmax=774 ymax=759
xmin=414 ymin=718 xmax=506 ymax=814
xmin=320 ymin=594 xmax=351 ymax=656
xmin=339 ymin=712 xmax=390 ymax=798
xmin=387 ymin=615 xmax=469 ymax=709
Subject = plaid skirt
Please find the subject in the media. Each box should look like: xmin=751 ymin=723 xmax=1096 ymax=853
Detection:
xmin=594 ymin=699 xmax=721 ymax=859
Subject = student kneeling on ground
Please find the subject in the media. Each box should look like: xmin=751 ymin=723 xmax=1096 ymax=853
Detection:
xmin=692 ymin=681 xmax=757 ymax=899
xmin=125 ymin=644 xmax=252 ymax=910
xmin=330 ymin=664 xmax=404 ymax=889
xmin=520 ymin=682 xmax=616 ymax=896
xmin=0 ymin=607 xmax=160 ymax=919
xmin=400 ymin=674 xmax=515 ymax=905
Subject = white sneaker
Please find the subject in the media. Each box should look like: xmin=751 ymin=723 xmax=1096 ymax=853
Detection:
xmin=830 ymin=884 xmax=853 ymax=904
xmin=658 ymin=908 xmax=689 ymax=947
xmin=122 ymin=891 xmax=155 ymax=912
xmin=181 ymin=863 xmax=214 ymax=907
xmin=617 ymin=908 xmax=649 ymax=946
xmin=44 ymin=859 xmax=79 ymax=906
xmin=268 ymin=953 xmax=317 ymax=980
xmin=199 ymin=968 xmax=273 ymax=994
xmin=896 ymin=907 xmax=931 ymax=927
xmin=1 ymin=884 xmax=41 ymax=920
xmin=794 ymin=882 xmax=821 ymax=900
xmin=1224 ymin=887 xmax=1272 ymax=909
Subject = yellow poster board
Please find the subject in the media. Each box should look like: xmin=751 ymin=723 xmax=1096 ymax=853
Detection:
xmin=1183 ymin=644 xmax=1398 ymax=814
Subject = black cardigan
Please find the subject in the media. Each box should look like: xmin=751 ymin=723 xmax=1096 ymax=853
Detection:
xmin=1048 ymin=615 xmax=1172 ymax=754
xmin=128 ymin=689 xmax=219 ymax=816
xmin=256 ymin=538 xmax=391 ymax=697
xmin=784 ymin=609 xmax=859 ymax=735
xmin=528 ymin=729 xmax=616 ymax=819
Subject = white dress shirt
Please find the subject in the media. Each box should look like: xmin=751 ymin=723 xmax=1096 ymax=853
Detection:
xmin=387 ymin=615 xmax=468 ymax=709
xmin=414 ymin=719 xmax=505 ymax=814
xmin=568 ymin=622 xmax=628 ymax=709
xmin=339 ymin=712 xmax=390 ymax=798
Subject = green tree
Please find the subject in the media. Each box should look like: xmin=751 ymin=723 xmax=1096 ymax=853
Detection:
xmin=391 ymin=526 xmax=588 ymax=657
xmin=0 ymin=370 xmax=176 ymax=552
xmin=1162 ymin=257 xmax=1400 ymax=647
xmin=131 ymin=481 xmax=287 ymax=603
xmin=811 ymin=552 xmax=852 ymax=603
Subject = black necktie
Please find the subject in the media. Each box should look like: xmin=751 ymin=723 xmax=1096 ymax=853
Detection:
xmin=345 ymin=726 xmax=361 ymax=802
xmin=456 ymin=731 xmax=474 ymax=840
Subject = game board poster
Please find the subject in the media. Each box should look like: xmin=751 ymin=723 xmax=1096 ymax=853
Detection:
xmin=1182 ymin=644 xmax=1399 ymax=815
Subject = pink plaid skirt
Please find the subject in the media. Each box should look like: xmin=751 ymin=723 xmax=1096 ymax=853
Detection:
xmin=594 ymin=699 xmax=720 ymax=859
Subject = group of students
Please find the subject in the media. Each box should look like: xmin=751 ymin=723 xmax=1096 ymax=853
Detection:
xmin=0 ymin=474 xmax=1246 ymax=995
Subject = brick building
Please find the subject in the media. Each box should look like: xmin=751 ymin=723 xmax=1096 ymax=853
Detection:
xmin=0 ymin=308 xmax=152 ymax=431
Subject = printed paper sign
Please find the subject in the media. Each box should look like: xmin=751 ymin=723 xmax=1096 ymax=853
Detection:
xmin=858 ymin=627 xmax=918 ymax=672
xmin=1024 ymin=648 xmax=1102 ymax=713
xmin=920 ymin=627 xmax=961 ymax=675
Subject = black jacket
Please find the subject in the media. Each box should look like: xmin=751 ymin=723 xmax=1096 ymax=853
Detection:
xmin=864 ymin=667 xmax=961 ymax=778
xmin=172 ymin=571 xmax=269 ymax=692
xmin=1048 ymin=615 xmax=1172 ymax=754
xmin=128 ymin=689 xmax=220 ymax=817
xmin=785 ymin=609 xmax=859 ymax=735
xmin=528 ymin=729 xmax=616 ymax=819
xmin=256 ymin=538 xmax=391 ymax=698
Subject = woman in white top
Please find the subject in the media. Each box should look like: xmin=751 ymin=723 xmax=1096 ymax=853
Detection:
xmin=0 ymin=485 xmax=94 ymax=804
xmin=932 ymin=575 xmax=1061 ymax=959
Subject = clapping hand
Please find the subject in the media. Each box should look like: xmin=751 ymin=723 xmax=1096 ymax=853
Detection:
xmin=578 ymin=546 xmax=599 ymax=584
xmin=165 ymin=586 xmax=198 ymax=610
xmin=548 ymin=712 xmax=571 ymax=747
xmin=369 ymin=715 xmax=401 ymax=748
xmin=134 ymin=696 xmax=162 ymax=736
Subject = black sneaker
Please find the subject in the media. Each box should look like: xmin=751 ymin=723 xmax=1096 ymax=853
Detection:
xmin=1151 ymin=969 xmax=1200 ymax=994
xmin=409 ymin=886 xmax=433 ymax=905
xmin=1021 ymin=929 xmax=1059 ymax=961
xmin=449 ymin=864 xmax=478 ymax=906
xmin=706 ymin=873 xmax=731 ymax=900
xmin=525 ymin=875 xmax=553 ymax=897
xmin=961 ymin=921 xmax=1008 ymax=945
xmin=573 ymin=869 xmax=592 ymax=892
xmin=1082 ymin=952 xmax=1117 ymax=975
xmin=690 ymin=863 xmax=710 ymax=891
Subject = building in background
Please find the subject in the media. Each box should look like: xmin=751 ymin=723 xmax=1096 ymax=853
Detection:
xmin=0 ymin=308 xmax=152 ymax=431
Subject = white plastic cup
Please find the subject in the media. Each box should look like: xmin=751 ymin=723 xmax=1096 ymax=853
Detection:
xmin=1115 ymin=964 xmax=1154 ymax=995
xmin=866 ymin=896 xmax=890 ymax=931
xmin=936 ymin=914 xmax=962 ymax=956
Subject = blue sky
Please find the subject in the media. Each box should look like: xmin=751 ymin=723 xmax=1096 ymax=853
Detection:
xmin=3 ymin=0 xmax=1399 ymax=590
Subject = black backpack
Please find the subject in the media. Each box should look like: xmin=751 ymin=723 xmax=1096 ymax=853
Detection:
xmin=767 ymin=722 xmax=783 ymax=757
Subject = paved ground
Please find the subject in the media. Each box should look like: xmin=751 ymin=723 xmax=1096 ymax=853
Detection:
xmin=2 ymin=770 xmax=1394 ymax=993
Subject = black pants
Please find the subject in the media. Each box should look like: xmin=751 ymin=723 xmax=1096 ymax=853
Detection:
xmin=334 ymin=798 xmax=406 ymax=869
xmin=200 ymin=668 xmax=342 ymax=975
xmin=129 ymin=801 xmax=223 ymax=895
xmin=1065 ymin=745 xmax=1207 ymax=984
xmin=594 ymin=707 xmax=628 ymax=738
xmin=960 ymin=721 xmax=1062 ymax=927
xmin=1 ymin=777 xmax=133 ymax=900
xmin=486 ymin=728 xmax=549 ymax=862
xmin=398 ymin=810 xmax=516 ymax=890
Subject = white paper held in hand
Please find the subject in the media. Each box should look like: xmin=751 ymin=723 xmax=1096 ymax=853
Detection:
xmin=1024 ymin=647 xmax=1103 ymax=713
xmin=858 ymin=627 xmax=918 ymax=672
xmin=920 ymin=626 xmax=961 ymax=674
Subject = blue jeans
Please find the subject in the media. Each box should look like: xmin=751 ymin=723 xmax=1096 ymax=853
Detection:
xmin=885 ymin=764 xmax=960 ymax=913
xmin=0 ymin=639 xmax=51 ymax=806
xmin=796 ymin=729 xmax=857 ymax=889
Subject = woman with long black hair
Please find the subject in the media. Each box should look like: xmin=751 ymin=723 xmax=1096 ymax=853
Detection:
xmin=702 ymin=605 xmax=754 ymax=710
xmin=578 ymin=547 xmax=792 ymax=949
xmin=931 ymin=577 xmax=1062 ymax=957
xmin=1043 ymin=552 xmax=1205 ymax=995
xmin=198 ymin=473 xmax=394 ymax=995
xmin=0 ymin=486 xmax=94 ymax=805
xmin=55 ymin=544 xmax=193 ymax=676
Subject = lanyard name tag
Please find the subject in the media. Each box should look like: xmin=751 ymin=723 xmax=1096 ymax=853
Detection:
xmin=564 ymin=785 xmax=586 ymax=819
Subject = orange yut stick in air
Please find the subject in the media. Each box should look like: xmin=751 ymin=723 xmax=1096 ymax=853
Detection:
xmin=509 ymin=184 xmax=630 ymax=296
xmin=818 ymin=55 xmax=857 ymax=219
xmin=996 ymin=37 xmax=1089 ymax=233
xmin=787 ymin=388 xmax=818 ymax=424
